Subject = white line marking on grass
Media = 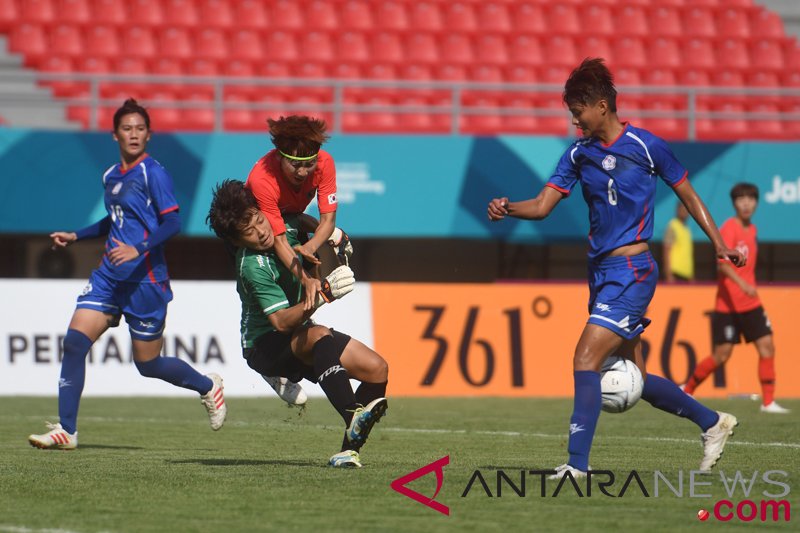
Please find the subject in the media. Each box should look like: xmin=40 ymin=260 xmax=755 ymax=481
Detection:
xmin=0 ymin=526 xmax=93 ymax=533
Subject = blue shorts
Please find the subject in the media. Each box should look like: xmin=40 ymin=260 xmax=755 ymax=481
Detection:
xmin=76 ymin=269 xmax=173 ymax=341
xmin=587 ymin=252 xmax=658 ymax=340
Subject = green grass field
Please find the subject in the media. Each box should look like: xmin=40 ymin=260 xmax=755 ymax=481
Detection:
xmin=2 ymin=396 xmax=797 ymax=533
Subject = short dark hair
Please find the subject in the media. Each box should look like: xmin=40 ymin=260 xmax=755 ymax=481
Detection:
xmin=268 ymin=115 xmax=329 ymax=158
xmin=730 ymin=182 xmax=759 ymax=202
xmin=113 ymin=98 xmax=150 ymax=131
xmin=563 ymin=57 xmax=617 ymax=112
xmin=206 ymin=179 xmax=259 ymax=242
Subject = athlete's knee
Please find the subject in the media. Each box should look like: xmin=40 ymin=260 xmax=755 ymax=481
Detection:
xmin=308 ymin=325 xmax=333 ymax=345
xmin=370 ymin=355 xmax=389 ymax=382
xmin=573 ymin=347 xmax=602 ymax=371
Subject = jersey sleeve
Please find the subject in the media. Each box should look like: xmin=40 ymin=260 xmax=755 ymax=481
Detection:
xmin=650 ymin=136 xmax=688 ymax=187
xmin=246 ymin=159 xmax=287 ymax=235
xmin=242 ymin=255 xmax=291 ymax=315
xmin=546 ymin=145 xmax=580 ymax=195
xmin=146 ymin=161 xmax=179 ymax=216
xmin=315 ymin=151 xmax=338 ymax=214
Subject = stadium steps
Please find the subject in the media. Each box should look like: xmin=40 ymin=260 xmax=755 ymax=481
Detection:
xmin=759 ymin=0 xmax=800 ymax=38
xmin=0 ymin=36 xmax=78 ymax=129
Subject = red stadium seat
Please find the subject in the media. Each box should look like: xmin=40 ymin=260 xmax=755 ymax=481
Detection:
xmin=716 ymin=7 xmax=751 ymax=39
xmin=710 ymin=69 xmax=746 ymax=108
xmin=57 ymin=0 xmax=90 ymax=24
xmin=370 ymin=33 xmax=404 ymax=64
xmin=148 ymin=91 xmax=183 ymax=131
xmin=409 ymin=2 xmax=443 ymax=32
xmin=340 ymin=1 xmax=373 ymax=31
xmin=398 ymin=63 xmax=438 ymax=100
xmin=474 ymin=35 xmax=509 ymax=67
xmin=681 ymin=38 xmax=716 ymax=69
xmin=229 ymin=29 xmax=264 ymax=62
xmin=76 ymin=56 xmax=111 ymax=74
xmin=648 ymin=6 xmax=682 ymax=38
xmin=182 ymin=92 xmax=216 ymax=131
xmin=545 ymin=4 xmax=580 ymax=35
xmin=149 ymin=57 xmax=184 ymax=96
xmin=0 ymin=0 xmax=18 ymax=31
xmin=293 ymin=63 xmax=333 ymax=100
xmin=222 ymin=94 xmax=255 ymax=132
xmin=395 ymin=96 xmax=440 ymax=133
xmin=162 ymin=0 xmax=199 ymax=27
xmin=682 ymin=7 xmax=717 ymax=38
xmin=298 ymin=31 xmax=335 ymax=63
xmin=48 ymin=24 xmax=83 ymax=58
xmin=349 ymin=96 xmax=400 ymax=133
xmin=614 ymin=5 xmax=649 ymax=37
xmin=747 ymin=103 xmax=784 ymax=138
xmin=128 ymin=0 xmax=163 ymax=26
xmin=83 ymin=25 xmax=121 ymax=59
xmin=647 ymin=37 xmax=681 ymax=69
xmin=8 ymin=23 xmax=48 ymax=60
xmin=20 ymin=0 xmax=55 ymax=23
xmin=185 ymin=58 xmax=219 ymax=99
xmin=709 ymin=101 xmax=748 ymax=138
xmin=503 ymin=96 xmax=539 ymax=134
xmin=580 ymin=5 xmax=613 ymax=36
xmin=504 ymin=65 xmax=537 ymax=85
xmin=639 ymin=101 xmax=686 ymax=140
xmin=477 ymin=3 xmax=512 ymax=33
xmin=92 ymin=0 xmax=127 ymax=26
xmin=222 ymin=59 xmax=257 ymax=99
xmin=440 ymin=34 xmax=474 ymax=65
xmin=507 ymin=35 xmax=543 ymax=67
xmin=253 ymin=61 xmax=293 ymax=99
xmin=331 ymin=63 xmax=363 ymax=80
xmin=404 ymin=33 xmax=440 ymax=64
xmin=197 ymin=0 xmax=234 ymax=29
xmin=268 ymin=0 xmax=302 ymax=29
xmin=750 ymin=39 xmax=785 ymax=71
xmin=39 ymin=56 xmax=82 ymax=97
xmin=374 ymin=1 xmax=409 ymax=31
xmin=120 ymin=26 xmax=158 ymax=59
xmin=716 ymin=38 xmax=751 ymax=70
xmin=611 ymin=37 xmax=647 ymax=69
xmin=193 ymin=28 xmax=229 ymax=61
xmin=462 ymin=97 xmax=504 ymax=135
xmin=443 ymin=3 xmax=477 ymax=33
xmin=578 ymin=37 xmax=614 ymax=67
xmin=511 ymin=3 xmax=546 ymax=34
xmin=263 ymin=32 xmax=299 ymax=62
xmin=233 ymin=0 xmax=269 ymax=30
xmin=750 ymin=8 xmax=785 ymax=39
xmin=336 ymin=32 xmax=370 ymax=64
xmin=158 ymin=28 xmax=193 ymax=60
xmin=306 ymin=0 xmax=339 ymax=30
xmin=542 ymin=36 xmax=578 ymax=67
xmin=784 ymin=40 xmax=800 ymax=70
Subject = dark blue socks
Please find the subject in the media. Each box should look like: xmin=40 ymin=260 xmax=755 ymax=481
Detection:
xmin=567 ymin=370 xmax=602 ymax=471
xmin=58 ymin=329 xmax=93 ymax=434
xmin=135 ymin=357 xmax=212 ymax=395
xmin=642 ymin=374 xmax=719 ymax=431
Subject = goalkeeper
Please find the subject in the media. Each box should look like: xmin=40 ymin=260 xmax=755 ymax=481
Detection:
xmin=207 ymin=180 xmax=388 ymax=468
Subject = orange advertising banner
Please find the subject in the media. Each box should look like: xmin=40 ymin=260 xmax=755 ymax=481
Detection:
xmin=371 ymin=283 xmax=800 ymax=398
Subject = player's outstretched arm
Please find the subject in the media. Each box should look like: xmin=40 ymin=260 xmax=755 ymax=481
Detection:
xmin=488 ymin=186 xmax=563 ymax=221
xmin=674 ymin=180 xmax=745 ymax=266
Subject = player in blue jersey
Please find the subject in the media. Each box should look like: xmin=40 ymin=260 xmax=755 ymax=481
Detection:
xmin=487 ymin=59 xmax=745 ymax=477
xmin=28 ymin=99 xmax=226 ymax=450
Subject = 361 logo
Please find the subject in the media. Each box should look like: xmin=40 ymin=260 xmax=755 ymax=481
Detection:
xmin=390 ymin=456 xmax=450 ymax=516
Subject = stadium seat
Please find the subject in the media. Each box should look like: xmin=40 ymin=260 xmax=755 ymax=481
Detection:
xmin=546 ymin=4 xmax=580 ymax=35
xmin=750 ymin=39 xmax=785 ymax=71
xmin=103 ymin=57 xmax=149 ymax=97
xmin=149 ymin=57 xmax=184 ymax=96
xmin=474 ymin=34 xmax=509 ymax=67
xmin=502 ymin=96 xmax=539 ymax=134
xmin=158 ymin=28 xmax=193 ymax=60
xmin=90 ymin=0 xmax=126 ymax=25
xmin=542 ymin=36 xmax=578 ymax=67
xmin=507 ymin=35 xmax=543 ymax=67
xmin=409 ymin=2 xmax=443 ymax=32
xmin=747 ymin=103 xmax=784 ymax=138
xmin=340 ymin=0 xmax=373 ymax=31
xmin=83 ymin=25 xmax=121 ymax=59
xmin=581 ymin=5 xmax=613 ymax=36
xmin=647 ymin=37 xmax=681 ymax=69
xmin=233 ymin=0 xmax=269 ymax=30
xmin=121 ymin=26 xmax=158 ymax=59
xmin=263 ymin=31 xmax=299 ymax=62
xmin=222 ymin=93 xmax=255 ymax=131
xmin=0 ymin=0 xmax=17 ymax=31
xmin=268 ymin=0 xmax=303 ymax=29
xmin=404 ymin=33 xmax=440 ymax=64
xmin=163 ymin=0 xmax=199 ymax=27
xmin=350 ymin=95 xmax=400 ymax=133
xmin=443 ymin=3 xmax=477 ymax=32
xmin=306 ymin=0 xmax=339 ymax=30
xmin=648 ymin=6 xmax=682 ymax=37
xmin=504 ymin=65 xmax=536 ymax=85
xmin=440 ymin=34 xmax=474 ymax=65
xmin=182 ymin=92 xmax=216 ymax=131
xmin=229 ymin=29 xmax=264 ymax=62
xmin=464 ymin=65 xmax=504 ymax=103
xmin=611 ymin=37 xmax=647 ymax=69
xmin=784 ymin=40 xmax=800 ymax=70
xmin=298 ymin=31 xmax=335 ymax=63
xmin=750 ymin=8 xmax=785 ymax=39
xmin=511 ymin=2 xmax=546 ymax=34
xmin=222 ymin=59 xmax=257 ymax=99
xmin=185 ymin=58 xmax=219 ymax=99
xmin=395 ymin=96 xmax=437 ymax=133
xmin=398 ymin=63 xmax=438 ymax=100
xmin=38 ymin=56 xmax=82 ymax=97
xmin=293 ymin=63 xmax=334 ymax=100
xmin=331 ymin=62 xmax=363 ymax=80
xmin=197 ymin=0 xmax=234 ymax=29
xmin=128 ymin=0 xmax=164 ymax=26
xmin=147 ymin=91 xmax=183 ymax=131
xmin=370 ymin=33 xmax=404 ymax=64
xmin=462 ymin=97 xmax=504 ymax=135
xmin=20 ymin=0 xmax=55 ymax=23
xmin=716 ymin=38 xmax=751 ymax=70
xmin=76 ymin=56 xmax=111 ymax=74
xmin=336 ymin=32 xmax=369 ymax=64
xmin=8 ymin=23 xmax=48 ymax=61
xmin=194 ymin=28 xmax=229 ymax=61
xmin=578 ymin=37 xmax=614 ymax=67
xmin=716 ymin=7 xmax=751 ymax=39
xmin=682 ymin=7 xmax=717 ymax=38
xmin=374 ymin=1 xmax=409 ymax=31
xmin=48 ymin=24 xmax=83 ymax=58
xmin=614 ymin=5 xmax=649 ymax=37
xmin=681 ymin=38 xmax=716 ymax=69
xmin=477 ymin=3 xmax=512 ymax=33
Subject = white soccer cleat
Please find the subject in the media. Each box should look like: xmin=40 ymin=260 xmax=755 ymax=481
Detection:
xmin=262 ymin=375 xmax=307 ymax=406
xmin=548 ymin=463 xmax=589 ymax=480
xmin=699 ymin=411 xmax=738 ymax=472
xmin=201 ymin=373 xmax=227 ymax=431
xmin=329 ymin=450 xmax=362 ymax=468
xmin=760 ymin=401 xmax=790 ymax=414
xmin=28 ymin=422 xmax=78 ymax=450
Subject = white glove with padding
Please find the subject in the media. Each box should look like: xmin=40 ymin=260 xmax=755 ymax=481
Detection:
xmin=315 ymin=265 xmax=355 ymax=307
xmin=328 ymin=227 xmax=354 ymax=266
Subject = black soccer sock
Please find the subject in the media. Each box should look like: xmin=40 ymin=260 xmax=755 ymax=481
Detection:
xmin=313 ymin=335 xmax=358 ymax=425
xmin=355 ymin=381 xmax=387 ymax=406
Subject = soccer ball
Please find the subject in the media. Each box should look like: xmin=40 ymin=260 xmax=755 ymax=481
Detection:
xmin=600 ymin=356 xmax=643 ymax=413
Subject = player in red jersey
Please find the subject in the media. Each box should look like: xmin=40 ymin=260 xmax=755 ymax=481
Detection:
xmin=245 ymin=116 xmax=339 ymax=310
xmin=682 ymin=183 xmax=789 ymax=413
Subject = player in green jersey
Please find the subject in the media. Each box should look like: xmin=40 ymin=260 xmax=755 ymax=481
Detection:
xmin=207 ymin=179 xmax=388 ymax=468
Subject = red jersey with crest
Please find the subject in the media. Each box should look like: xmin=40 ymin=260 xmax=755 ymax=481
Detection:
xmin=245 ymin=149 xmax=337 ymax=235
xmin=715 ymin=217 xmax=761 ymax=313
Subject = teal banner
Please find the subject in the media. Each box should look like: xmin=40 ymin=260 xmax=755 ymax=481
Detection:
xmin=1 ymin=128 xmax=797 ymax=242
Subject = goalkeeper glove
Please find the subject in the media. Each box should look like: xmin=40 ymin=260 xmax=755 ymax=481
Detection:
xmin=328 ymin=227 xmax=354 ymax=266
xmin=316 ymin=265 xmax=355 ymax=307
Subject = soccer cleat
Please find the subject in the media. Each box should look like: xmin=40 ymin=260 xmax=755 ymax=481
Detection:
xmin=28 ymin=422 xmax=78 ymax=450
xmin=262 ymin=375 xmax=307 ymax=406
xmin=699 ymin=411 xmax=738 ymax=472
xmin=548 ymin=463 xmax=589 ymax=480
xmin=760 ymin=401 xmax=790 ymax=414
xmin=201 ymin=373 xmax=227 ymax=431
xmin=346 ymin=397 xmax=388 ymax=448
xmin=329 ymin=450 xmax=362 ymax=468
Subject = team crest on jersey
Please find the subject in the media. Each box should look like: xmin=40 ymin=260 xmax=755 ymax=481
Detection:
xmin=328 ymin=193 xmax=337 ymax=205
xmin=80 ymin=282 xmax=93 ymax=296
xmin=111 ymin=182 xmax=123 ymax=195
xmin=602 ymin=155 xmax=617 ymax=171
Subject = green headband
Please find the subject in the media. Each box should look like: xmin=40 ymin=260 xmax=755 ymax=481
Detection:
xmin=279 ymin=150 xmax=319 ymax=161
